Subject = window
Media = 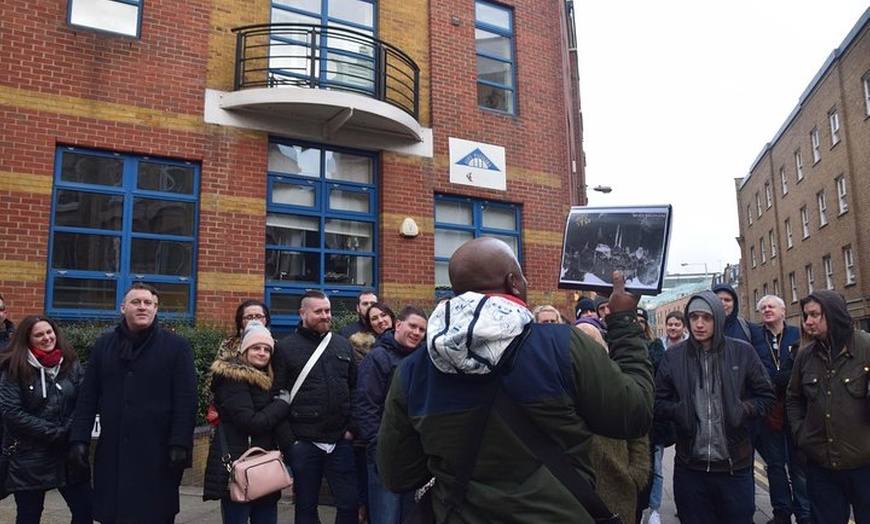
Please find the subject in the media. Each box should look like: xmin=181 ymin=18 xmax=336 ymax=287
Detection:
xmin=475 ymin=1 xmax=516 ymax=114
xmin=48 ymin=147 xmax=199 ymax=318
xmin=795 ymin=150 xmax=804 ymax=181
xmin=844 ymin=246 xmax=856 ymax=285
xmin=750 ymin=246 xmax=757 ymax=268
xmin=755 ymin=192 xmax=762 ymax=217
xmin=789 ymin=272 xmax=798 ymax=303
xmin=773 ymin=278 xmax=780 ymax=297
xmin=823 ymin=255 xmax=834 ymax=289
xmin=753 ymin=289 xmax=759 ymax=307
xmin=764 ymin=182 xmax=772 ymax=208
xmin=780 ymin=166 xmax=788 ymax=196
xmin=769 ymin=230 xmax=777 ymax=258
xmin=811 ymin=127 xmax=821 ymax=163
xmin=836 ymin=175 xmax=848 ymax=214
xmin=435 ymin=195 xmax=521 ymax=296
xmin=817 ymin=191 xmax=827 ymax=227
xmin=68 ymin=0 xmax=142 ymax=37
xmin=747 ymin=204 xmax=753 ymax=226
xmin=864 ymin=73 xmax=870 ymax=117
xmin=763 ymin=283 xmax=768 ymax=296
xmin=829 ymin=109 xmax=840 ymax=145
xmin=800 ymin=206 xmax=810 ymax=238
xmin=265 ymin=139 xmax=378 ymax=328
xmin=760 ymin=237 xmax=766 ymax=264
xmin=806 ymin=264 xmax=814 ymax=293
xmin=785 ymin=218 xmax=793 ymax=248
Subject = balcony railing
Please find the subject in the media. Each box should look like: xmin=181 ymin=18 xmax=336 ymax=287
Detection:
xmin=233 ymin=23 xmax=420 ymax=120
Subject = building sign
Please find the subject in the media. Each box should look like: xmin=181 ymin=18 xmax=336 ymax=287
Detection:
xmin=449 ymin=137 xmax=506 ymax=191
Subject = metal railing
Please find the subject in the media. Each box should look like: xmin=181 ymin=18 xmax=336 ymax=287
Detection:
xmin=232 ymin=23 xmax=420 ymax=120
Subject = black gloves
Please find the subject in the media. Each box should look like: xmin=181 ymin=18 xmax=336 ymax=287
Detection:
xmin=68 ymin=442 xmax=90 ymax=473
xmin=169 ymin=446 xmax=189 ymax=470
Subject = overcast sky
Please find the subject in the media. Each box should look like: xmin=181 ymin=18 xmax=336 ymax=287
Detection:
xmin=574 ymin=1 xmax=868 ymax=276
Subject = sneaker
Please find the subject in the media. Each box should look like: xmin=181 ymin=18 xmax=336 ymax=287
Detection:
xmin=648 ymin=510 xmax=662 ymax=524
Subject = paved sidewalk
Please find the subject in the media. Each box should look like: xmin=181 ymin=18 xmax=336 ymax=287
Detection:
xmin=0 ymin=446 xmax=776 ymax=523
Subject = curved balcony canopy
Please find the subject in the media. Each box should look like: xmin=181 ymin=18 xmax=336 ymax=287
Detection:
xmin=226 ymin=23 xmax=422 ymax=142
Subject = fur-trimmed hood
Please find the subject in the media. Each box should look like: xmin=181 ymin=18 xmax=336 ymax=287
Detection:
xmin=209 ymin=357 xmax=273 ymax=391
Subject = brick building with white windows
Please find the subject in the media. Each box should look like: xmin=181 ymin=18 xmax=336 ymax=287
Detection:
xmin=0 ymin=0 xmax=586 ymax=330
xmin=735 ymin=9 xmax=869 ymax=327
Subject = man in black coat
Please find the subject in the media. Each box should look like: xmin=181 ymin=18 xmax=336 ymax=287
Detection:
xmin=275 ymin=290 xmax=358 ymax=524
xmin=69 ymin=283 xmax=198 ymax=524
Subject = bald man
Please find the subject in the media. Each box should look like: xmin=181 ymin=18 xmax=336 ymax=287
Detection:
xmin=376 ymin=237 xmax=653 ymax=523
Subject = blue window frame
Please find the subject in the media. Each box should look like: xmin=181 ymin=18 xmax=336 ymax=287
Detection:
xmin=475 ymin=1 xmax=516 ymax=114
xmin=68 ymin=0 xmax=143 ymax=38
xmin=434 ymin=195 xmax=521 ymax=297
xmin=48 ymin=147 xmax=199 ymax=320
xmin=265 ymin=138 xmax=378 ymax=330
xmin=269 ymin=0 xmax=378 ymax=94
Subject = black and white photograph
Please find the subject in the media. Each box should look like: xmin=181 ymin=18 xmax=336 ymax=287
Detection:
xmin=559 ymin=205 xmax=673 ymax=295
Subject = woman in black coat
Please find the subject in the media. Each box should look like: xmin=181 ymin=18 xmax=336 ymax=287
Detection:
xmin=0 ymin=315 xmax=92 ymax=523
xmin=203 ymin=321 xmax=294 ymax=524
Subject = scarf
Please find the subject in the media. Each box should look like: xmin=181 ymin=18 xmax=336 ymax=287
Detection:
xmin=30 ymin=346 xmax=63 ymax=368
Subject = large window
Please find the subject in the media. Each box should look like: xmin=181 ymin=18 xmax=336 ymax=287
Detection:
xmin=844 ymin=246 xmax=856 ymax=286
xmin=769 ymin=230 xmax=777 ymax=259
xmin=829 ymin=109 xmax=840 ymax=145
xmin=48 ymin=147 xmax=199 ymax=318
xmin=806 ymin=264 xmax=815 ymax=294
xmin=789 ymin=272 xmax=797 ymax=303
xmin=434 ymin=195 xmax=521 ymax=296
xmin=823 ymin=255 xmax=834 ymax=290
xmin=795 ymin=150 xmax=804 ymax=181
xmin=265 ymin=139 xmax=377 ymax=328
xmin=836 ymin=175 xmax=848 ymax=214
xmin=811 ymin=127 xmax=821 ymax=163
xmin=269 ymin=0 xmax=377 ymax=92
xmin=475 ymin=1 xmax=516 ymax=114
xmin=817 ymin=191 xmax=828 ymax=227
xmin=785 ymin=218 xmax=793 ymax=248
xmin=68 ymin=0 xmax=142 ymax=38
xmin=864 ymin=73 xmax=870 ymax=116
xmin=780 ymin=166 xmax=788 ymax=196
xmin=800 ymin=206 xmax=810 ymax=239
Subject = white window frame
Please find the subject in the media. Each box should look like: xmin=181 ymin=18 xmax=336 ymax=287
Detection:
xmin=811 ymin=127 xmax=821 ymax=163
xmin=806 ymin=264 xmax=815 ymax=293
xmin=836 ymin=175 xmax=848 ymax=214
xmin=750 ymin=246 xmax=757 ymax=268
xmin=68 ymin=0 xmax=142 ymax=38
xmin=864 ymin=73 xmax=870 ymax=117
xmin=823 ymin=255 xmax=834 ymax=290
xmin=829 ymin=109 xmax=840 ymax=145
xmin=795 ymin=150 xmax=804 ymax=181
xmin=769 ymin=230 xmax=777 ymax=259
xmin=844 ymin=246 xmax=856 ymax=285
xmin=818 ymin=191 xmax=828 ymax=227
xmin=764 ymin=182 xmax=772 ymax=209
xmin=753 ymin=289 xmax=759 ymax=307
xmin=755 ymin=192 xmax=762 ymax=217
xmin=773 ymin=278 xmax=780 ymax=297
xmin=800 ymin=206 xmax=810 ymax=238
xmin=789 ymin=272 xmax=798 ymax=303
xmin=780 ymin=166 xmax=788 ymax=196
xmin=747 ymin=204 xmax=753 ymax=226
xmin=763 ymin=283 xmax=768 ymax=296
xmin=760 ymin=237 xmax=767 ymax=264
xmin=785 ymin=218 xmax=793 ymax=248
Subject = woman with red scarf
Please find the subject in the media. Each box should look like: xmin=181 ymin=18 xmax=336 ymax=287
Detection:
xmin=0 ymin=315 xmax=93 ymax=523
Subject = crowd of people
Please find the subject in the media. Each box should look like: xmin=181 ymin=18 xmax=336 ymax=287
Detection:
xmin=0 ymin=239 xmax=868 ymax=524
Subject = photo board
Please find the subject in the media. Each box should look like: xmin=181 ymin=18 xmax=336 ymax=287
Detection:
xmin=558 ymin=205 xmax=673 ymax=295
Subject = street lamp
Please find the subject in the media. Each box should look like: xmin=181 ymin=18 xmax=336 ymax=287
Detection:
xmin=681 ymin=262 xmax=709 ymax=285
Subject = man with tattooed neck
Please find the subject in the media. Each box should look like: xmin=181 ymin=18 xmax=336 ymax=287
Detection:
xmin=787 ymin=290 xmax=870 ymax=524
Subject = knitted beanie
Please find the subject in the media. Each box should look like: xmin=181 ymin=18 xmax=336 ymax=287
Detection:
xmin=239 ymin=321 xmax=274 ymax=355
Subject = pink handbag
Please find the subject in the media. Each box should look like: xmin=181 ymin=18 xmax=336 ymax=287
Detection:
xmin=227 ymin=447 xmax=293 ymax=502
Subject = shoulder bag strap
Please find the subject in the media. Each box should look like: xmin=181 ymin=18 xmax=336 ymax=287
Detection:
xmin=290 ymin=332 xmax=332 ymax=404
xmin=494 ymin=392 xmax=622 ymax=523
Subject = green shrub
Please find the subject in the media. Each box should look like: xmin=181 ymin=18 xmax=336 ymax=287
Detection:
xmin=58 ymin=320 xmax=230 ymax=426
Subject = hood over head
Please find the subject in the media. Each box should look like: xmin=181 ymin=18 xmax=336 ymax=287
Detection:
xmin=711 ymin=282 xmax=740 ymax=323
xmin=800 ymin=290 xmax=853 ymax=352
xmin=427 ymin=292 xmax=533 ymax=374
xmin=684 ymin=290 xmax=726 ymax=350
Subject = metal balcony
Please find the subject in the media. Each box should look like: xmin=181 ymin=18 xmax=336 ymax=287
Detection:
xmin=222 ymin=23 xmax=423 ymax=143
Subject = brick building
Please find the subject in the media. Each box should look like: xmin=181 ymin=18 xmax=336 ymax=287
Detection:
xmin=735 ymin=9 xmax=869 ymax=327
xmin=0 ymin=0 xmax=585 ymax=330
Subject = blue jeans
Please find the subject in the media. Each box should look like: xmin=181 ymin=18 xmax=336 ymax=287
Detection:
xmin=366 ymin=463 xmax=415 ymax=524
xmin=13 ymin=482 xmax=93 ymax=524
xmin=805 ymin=460 xmax=870 ymax=524
xmin=220 ymin=497 xmax=277 ymax=524
xmin=287 ymin=440 xmax=358 ymax=524
xmin=673 ymin=464 xmax=755 ymax=524
xmin=648 ymin=445 xmax=664 ymax=510
xmin=756 ymin=423 xmax=810 ymax=519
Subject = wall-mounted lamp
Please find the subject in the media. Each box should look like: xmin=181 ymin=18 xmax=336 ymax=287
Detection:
xmin=399 ymin=217 xmax=419 ymax=238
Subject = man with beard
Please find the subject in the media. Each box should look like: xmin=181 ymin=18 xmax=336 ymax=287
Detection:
xmin=786 ymin=290 xmax=870 ymax=524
